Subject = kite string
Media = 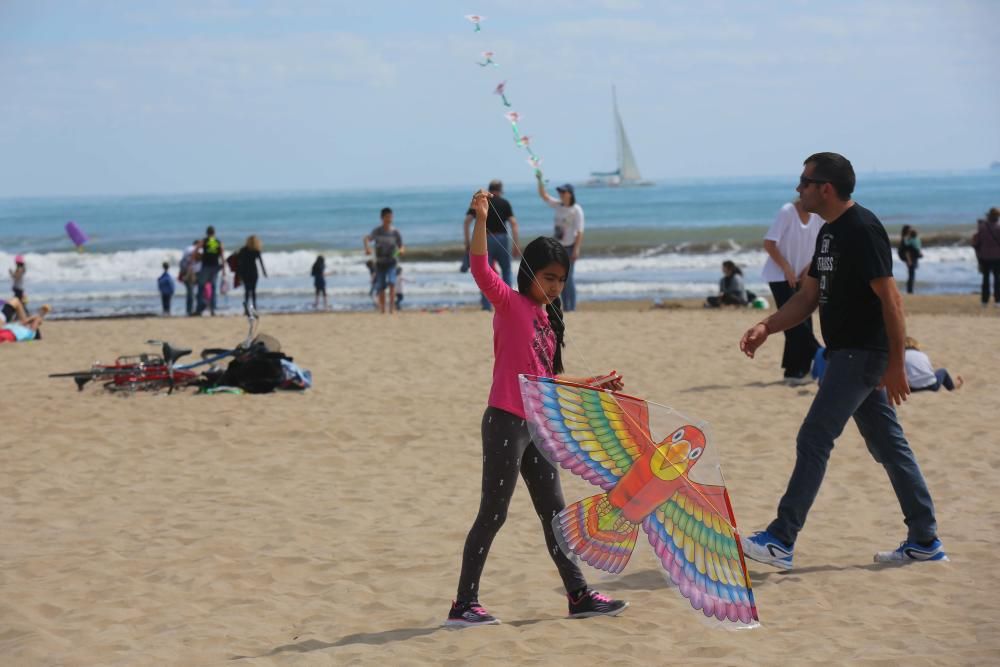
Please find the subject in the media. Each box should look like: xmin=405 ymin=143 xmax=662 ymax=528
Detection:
xmin=469 ymin=20 xmax=738 ymax=532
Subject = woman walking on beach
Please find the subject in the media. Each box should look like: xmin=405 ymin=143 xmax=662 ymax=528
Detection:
xmin=973 ymin=207 xmax=1000 ymax=307
xmin=762 ymin=200 xmax=823 ymax=384
xmin=446 ymin=190 xmax=627 ymax=627
xmin=236 ymin=235 xmax=267 ymax=314
xmin=536 ymin=175 xmax=584 ymax=311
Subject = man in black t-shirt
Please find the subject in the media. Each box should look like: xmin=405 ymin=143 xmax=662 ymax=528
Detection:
xmin=463 ymin=179 xmax=520 ymax=311
xmin=737 ymin=152 xmax=945 ymax=569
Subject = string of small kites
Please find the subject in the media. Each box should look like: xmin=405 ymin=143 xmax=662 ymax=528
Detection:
xmin=465 ymin=14 xmax=544 ymax=177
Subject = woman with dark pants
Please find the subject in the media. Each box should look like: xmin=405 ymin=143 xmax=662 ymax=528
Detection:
xmin=237 ymin=235 xmax=267 ymax=314
xmin=761 ymin=200 xmax=824 ymax=384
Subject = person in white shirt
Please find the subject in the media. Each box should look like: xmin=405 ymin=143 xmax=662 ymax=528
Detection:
xmin=762 ymin=199 xmax=824 ymax=385
xmin=904 ymin=337 xmax=962 ymax=392
xmin=536 ymin=175 xmax=584 ymax=311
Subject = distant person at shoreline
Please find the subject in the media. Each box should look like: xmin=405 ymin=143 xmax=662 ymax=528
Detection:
xmin=196 ymin=226 xmax=226 ymax=316
xmin=311 ymin=255 xmax=329 ymax=310
xmin=762 ymin=199 xmax=823 ymax=383
xmin=236 ymin=235 xmax=267 ymax=315
xmin=904 ymin=336 xmax=962 ymax=393
xmin=899 ymin=225 xmax=922 ymax=294
xmin=536 ymin=174 xmax=584 ymax=311
xmin=363 ymin=207 xmax=404 ymax=314
xmin=739 ymin=151 xmax=945 ymax=570
xmin=705 ymin=260 xmax=749 ymax=308
xmin=463 ymin=179 xmax=520 ymax=311
xmin=179 ymin=240 xmax=201 ymax=316
xmin=9 ymin=255 xmax=26 ymax=301
xmin=972 ymin=207 xmax=1000 ymax=307
xmin=157 ymin=262 xmax=175 ymax=316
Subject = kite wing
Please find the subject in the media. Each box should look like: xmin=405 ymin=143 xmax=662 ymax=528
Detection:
xmin=519 ymin=375 xmax=650 ymax=490
xmin=642 ymin=484 xmax=759 ymax=627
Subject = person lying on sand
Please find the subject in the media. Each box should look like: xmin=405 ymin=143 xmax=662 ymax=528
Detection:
xmin=0 ymin=304 xmax=50 ymax=343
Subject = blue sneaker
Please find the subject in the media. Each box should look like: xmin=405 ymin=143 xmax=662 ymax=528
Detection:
xmin=741 ymin=530 xmax=793 ymax=570
xmin=874 ymin=538 xmax=948 ymax=563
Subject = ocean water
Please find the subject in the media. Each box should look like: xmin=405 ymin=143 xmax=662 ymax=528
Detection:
xmin=1 ymin=170 xmax=995 ymax=317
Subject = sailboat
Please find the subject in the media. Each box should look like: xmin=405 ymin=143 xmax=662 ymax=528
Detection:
xmin=586 ymin=86 xmax=653 ymax=187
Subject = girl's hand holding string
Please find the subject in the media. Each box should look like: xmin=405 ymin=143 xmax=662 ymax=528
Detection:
xmin=470 ymin=189 xmax=492 ymax=222
xmin=469 ymin=189 xmax=493 ymax=258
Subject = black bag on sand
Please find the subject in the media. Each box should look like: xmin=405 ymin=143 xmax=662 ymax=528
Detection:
xmin=219 ymin=342 xmax=293 ymax=394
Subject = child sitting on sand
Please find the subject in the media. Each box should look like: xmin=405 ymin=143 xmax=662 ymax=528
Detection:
xmin=905 ymin=336 xmax=963 ymax=392
xmin=446 ymin=189 xmax=628 ymax=627
xmin=705 ymin=260 xmax=749 ymax=308
xmin=0 ymin=304 xmax=50 ymax=343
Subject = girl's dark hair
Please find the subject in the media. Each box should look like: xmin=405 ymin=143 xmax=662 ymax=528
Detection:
xmin=900 ymin=224 xmax=912 ymax=242
xmin=517 ymin=236 xmax=571 ymax=375
xmin=722 ymin=260 xmax=742 ymax=276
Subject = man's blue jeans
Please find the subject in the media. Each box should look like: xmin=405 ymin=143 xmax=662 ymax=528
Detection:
xmin=767 ymin=349 xmax=938 ymax=547
xmin=479 ymin=233 xmax=513 ymax=311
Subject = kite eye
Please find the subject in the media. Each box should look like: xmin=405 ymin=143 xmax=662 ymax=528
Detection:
xmin=672 ymin=429 xmax=685 ymax=443
xmin=689 ymin=447 xmax=703 ymax=460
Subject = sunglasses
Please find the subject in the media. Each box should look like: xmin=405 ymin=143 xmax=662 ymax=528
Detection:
xmin=799 ymin=176 xmax=830 ymax=188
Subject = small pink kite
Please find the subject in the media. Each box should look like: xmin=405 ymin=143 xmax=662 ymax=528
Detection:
xmin=517 ymin=135 xmax=532 ymax=147
xmin=494 ymin=81 xmax=512 ymax=107
xmin=465 ymin=14 xmax=484 ymax=32
xmin=504 ymin=111 xmax=521 ymax=123
xmin=478 ymin=51 xmax=498 ymax=67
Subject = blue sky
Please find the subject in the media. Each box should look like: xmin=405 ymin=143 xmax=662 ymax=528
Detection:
xmin=1 ymin=0 xmax=997 ymax=196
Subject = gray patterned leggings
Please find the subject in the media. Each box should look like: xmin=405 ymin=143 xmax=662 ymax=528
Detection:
xmin=455 ymin=406 xmax=587 ymax=603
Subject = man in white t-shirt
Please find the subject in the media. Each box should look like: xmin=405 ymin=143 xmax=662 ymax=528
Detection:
xmin=537 ymin=177 xmax=585 ymax=311
xmin=761 ymin=199 xmax=824 ymax=384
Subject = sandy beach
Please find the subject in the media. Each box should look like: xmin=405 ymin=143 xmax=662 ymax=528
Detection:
xmin=2 ymin=296 xmax=999 ymax=666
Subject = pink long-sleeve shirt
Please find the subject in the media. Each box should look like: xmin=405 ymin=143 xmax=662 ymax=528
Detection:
xmin=471 ymin=252 xmax=555 ymax=418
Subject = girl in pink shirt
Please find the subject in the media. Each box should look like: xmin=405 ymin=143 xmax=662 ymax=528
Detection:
xmin=447 ymin=190 xmax=628 ymax=627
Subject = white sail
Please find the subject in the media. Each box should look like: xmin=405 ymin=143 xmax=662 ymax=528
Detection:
xmin=613 ymin=86 xmax=643 ymax=183
xmin=587 ymin=86 xmax=650 ymax=187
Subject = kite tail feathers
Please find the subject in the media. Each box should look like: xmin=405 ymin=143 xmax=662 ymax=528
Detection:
xmin=555 ymin=493 xmax=638 ymax=574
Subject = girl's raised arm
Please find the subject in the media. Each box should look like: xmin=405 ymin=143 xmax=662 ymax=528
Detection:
xmin=470 ymin=190 xmax=492 ymax=256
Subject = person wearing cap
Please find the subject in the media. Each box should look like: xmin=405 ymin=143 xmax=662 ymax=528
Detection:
xmin=536 ymin=175 xmax=585 ymax=311
xmin=463 ymin=180 xmax=521 ymax=311
xmin=972 ymin=207 xmax=1000 ymax=307
xmin=9 ymin=255 xmax=26 ymax=301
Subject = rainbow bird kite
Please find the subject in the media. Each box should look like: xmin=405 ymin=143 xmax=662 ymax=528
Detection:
xmin=519 ymin=375 xmax=759 ymax=627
